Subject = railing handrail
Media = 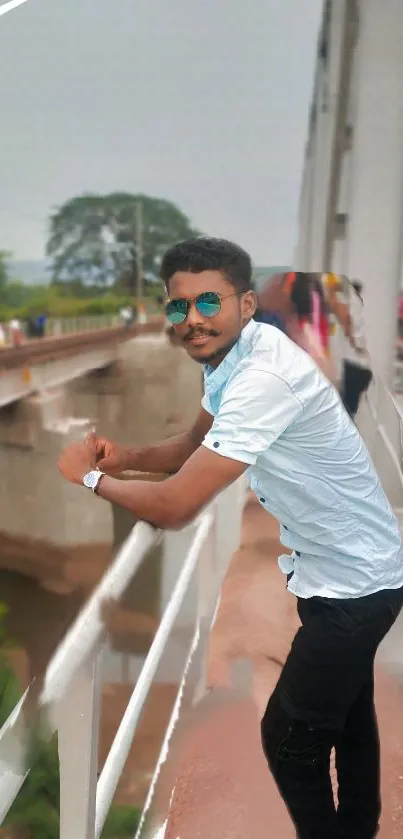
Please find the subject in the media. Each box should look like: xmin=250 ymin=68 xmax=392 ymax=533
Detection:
xmin=0 ymin=480 xmax=240 ymax=836
xmin=41 ymin=521 xmax=160 ymax=707
xmin=95 ymin=512 xmax=213 ymax=836
xmin=0 ymin=520 xmax=161 ymax=825
xmin=134 ymin=623 xmax=202 ymax=839
xmin=337 ymin=279 xmax=403 ymax=504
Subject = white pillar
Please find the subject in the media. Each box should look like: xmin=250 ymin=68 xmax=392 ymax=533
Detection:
xmin=294 ymin=1 xmax=348 ymax=272
xmin=294 ymin=138 xmax=315 ymax=269
xmin=345 ymin=0 xmax=403 ymax=385
xmin=308 ymin=0 xmax=348 ymax=271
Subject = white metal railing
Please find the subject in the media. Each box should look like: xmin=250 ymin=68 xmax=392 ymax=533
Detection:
xmin=358 ymin=375 xmax=403 ymax=512
xmin=46 ymin=315 xmax=121 ymax=336
xmin=0 ymin=479 xmax=245 ymax=838
xmin=334 ymin=280 xmax=403 ymax=511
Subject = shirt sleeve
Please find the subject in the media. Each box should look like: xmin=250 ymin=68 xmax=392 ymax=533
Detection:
xmin=202 ymin=367 xmax=303 ymax=465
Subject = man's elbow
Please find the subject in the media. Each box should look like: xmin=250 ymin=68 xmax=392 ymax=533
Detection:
xmin=156 ymin=508 xmax=198 ymax=531
xmin=152 ymin=494 xmax=200 ymax=531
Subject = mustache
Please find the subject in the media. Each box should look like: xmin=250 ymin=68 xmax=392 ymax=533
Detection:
xmin=184 ymin=328 xmax=220 ymax=341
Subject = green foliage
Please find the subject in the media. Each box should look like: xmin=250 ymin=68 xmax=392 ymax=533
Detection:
xmin=4 ymin=735 xmax=61 ymax=839
xmin=46 ymin=192 xmax=199 ymax=290
xmin=3 ymin=733 xmax=141 ymax=839
xmin=0 ymin=289 xmax=156 ymax=322
xmin=0 ymin=604 xmax=21 ymax=728
xmin=0 ymin=604 xmax=141 ymax=839
xmin=0 ymin=251 xmax=11 ymax=295
xmin=102 ymin=804 xmax=141 ymax=838
xmin=0 ymin=278 xmax=51 ymax=312
xmin=0 ymin=275 xmax=165 ymax=323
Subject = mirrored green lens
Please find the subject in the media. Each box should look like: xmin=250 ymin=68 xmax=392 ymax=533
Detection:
xmin=196 ymin=292 xmax=221 ymax=318
xmin=165 ymin=299 xmax=188 ymax=324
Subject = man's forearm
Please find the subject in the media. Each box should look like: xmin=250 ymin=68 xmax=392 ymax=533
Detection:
xmin=117 ymin=408 xmax=213 ymax=475
xmin=124 ymin=432 xmax=197 ymax=475
xmin=97 ymin=475 xmax=181 ymax=528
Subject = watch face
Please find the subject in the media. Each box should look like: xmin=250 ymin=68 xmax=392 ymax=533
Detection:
xmin=83 ymin=471 xmax=99 ymax=490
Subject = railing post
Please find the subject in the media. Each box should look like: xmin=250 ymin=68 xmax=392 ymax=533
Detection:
xmin=197 ymin=516 xmax=217 ymax=625
xmin=372 ymin=376 xmax=383 ymax=472
xmin=214 ymin=478 xmax=246 ymax=584
xmin=192 ymin=516 xmax=218 ymax=703
xmin=57 ymin=650 xmax=103 ymax=839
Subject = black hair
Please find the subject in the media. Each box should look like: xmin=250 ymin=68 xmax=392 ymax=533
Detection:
xmin=290 ymin=272 xmax=312 ymax=318
xmin=160 ymin=237 xmax=253 ymax=292
xmin=352 ymin=281 xmax=363 ymax=295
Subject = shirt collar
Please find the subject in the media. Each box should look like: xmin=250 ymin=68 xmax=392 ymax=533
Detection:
xmin=203 ymin=319 xmax=258 ymax=390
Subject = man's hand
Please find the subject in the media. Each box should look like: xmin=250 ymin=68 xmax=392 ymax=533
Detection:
xmin=89 ymin=433 xmax=131 ymax=474
xmin=58 ymin=435 xmax=97 ymax=485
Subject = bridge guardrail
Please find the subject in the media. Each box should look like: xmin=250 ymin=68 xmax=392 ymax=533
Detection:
xmin=0 ymin=320 xmax=164 ymax=372
xmin=0 ymin=478 xmax=245 ymax=838
xmin=337 ymin=281 xmax=403 ymax=512
xmin=46 ymin=316 xmax=121 ymax=337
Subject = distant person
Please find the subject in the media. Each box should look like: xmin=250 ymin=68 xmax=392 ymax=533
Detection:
xmin=254 ymin=306 xmax=286 ymax=332
xmin=398 ymin=292 xmax=403 ymax=339
xmin=322 ymin=273 xmax=352 ymax=342
xmin=341 ymin=281 xmax=373 ymax=419
xmin=9 ymin=317 xmax=23 ymax=347
xmin=26 ymin=316 xmax=38 ymax=339
xmin=119 ymin=305 xmax=134 ymax=327
xmin=0 ymin=323 xmax=6 ymax=347
xmin=258 ymin=271 xmax=337 ymax=383
xmin=36 ymin=314 xmax=47 ymax=338
xmin=306 ymin=273 xmax=330 ymax=356
xmin=137 ymin=301 xmax=147 ymax=324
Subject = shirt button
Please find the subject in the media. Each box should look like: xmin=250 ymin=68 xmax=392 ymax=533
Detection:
xmin=213 ymin=441 xmax=220 ymax=448
xmin=260 ymin=497 xmax=265 ymax=503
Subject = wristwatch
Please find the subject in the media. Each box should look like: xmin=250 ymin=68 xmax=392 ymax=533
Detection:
xmin=83 ymin=470 xmax=105 ymax=494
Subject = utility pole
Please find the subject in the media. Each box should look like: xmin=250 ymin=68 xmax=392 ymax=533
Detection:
xmin=135 ymin=199 xmax=144 ymax=303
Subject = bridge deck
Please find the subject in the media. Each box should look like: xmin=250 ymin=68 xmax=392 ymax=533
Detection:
xmin=157 ymin=495 xmax=403 ymax=839
xmin=0 ymin=320 xmax=163 ymax=371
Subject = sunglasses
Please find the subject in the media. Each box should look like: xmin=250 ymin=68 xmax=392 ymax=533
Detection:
xmin=165 ymin=290 xmax=246 ymax=325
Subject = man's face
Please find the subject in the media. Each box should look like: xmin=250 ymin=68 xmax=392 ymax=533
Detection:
xmin=167 ymin=270 xmax=256 ymax=368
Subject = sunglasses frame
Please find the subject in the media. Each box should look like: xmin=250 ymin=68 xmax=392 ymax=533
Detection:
xmin=165 ymin=290 xmax=246 ymax=325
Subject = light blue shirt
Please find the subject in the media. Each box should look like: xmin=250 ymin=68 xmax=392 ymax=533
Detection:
xmin=202 ymin=319 xmax=403 ymax=598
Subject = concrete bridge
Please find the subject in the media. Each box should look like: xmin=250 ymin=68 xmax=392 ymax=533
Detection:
xmin=2 ymin=1 xmax=403 ymax=838
xmin=0 ymin=319 xmax=205 ymax=596
xmin=0 ymin=320 xmax=163 ymax=409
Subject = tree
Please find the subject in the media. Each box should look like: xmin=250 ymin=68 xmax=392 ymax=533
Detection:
xmin=46 ymin=192 xmax=200 ymax=292
xmin=0 ymin=251 xmax=11 ymax=297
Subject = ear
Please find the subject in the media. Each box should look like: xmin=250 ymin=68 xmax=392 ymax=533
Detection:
xmin=241 ymin=290 xmax=257 ymax=320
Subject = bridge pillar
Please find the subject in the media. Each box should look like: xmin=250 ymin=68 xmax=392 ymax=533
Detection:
xmin=0 ymin=387 xmax=71 ymax=448
xmin=346 ymin=0 xmax=403 ymax=385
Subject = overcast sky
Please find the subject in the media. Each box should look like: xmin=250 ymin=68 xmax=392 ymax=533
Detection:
xmin=0 ymin=0 xmax=322 ymax=265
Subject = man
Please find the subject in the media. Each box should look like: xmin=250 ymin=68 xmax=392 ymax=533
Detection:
xmin=59 ymin=237 xmax=403 ymax=839
xmin=341 ymin=281 xmax=373 ymax=419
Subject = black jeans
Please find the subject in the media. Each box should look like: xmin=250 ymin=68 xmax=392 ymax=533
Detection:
xmin=342 ymin=360 xmax=372 ymax=418
xmin=261 ymin=587 xmax=403 ymax=839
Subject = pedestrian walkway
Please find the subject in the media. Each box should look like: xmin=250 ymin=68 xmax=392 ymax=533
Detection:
xmin=156 ymin=494 xmax=403 ymax=839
